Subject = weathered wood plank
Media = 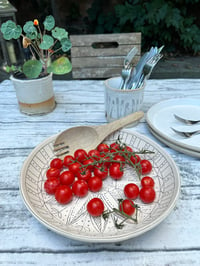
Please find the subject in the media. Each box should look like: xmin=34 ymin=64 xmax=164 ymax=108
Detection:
xmin=0 ymin=185 xmax=200 ymax=251
xmin=70 ymin=33 xmax=141 ymax=46
xmin=72 ymin=67 xmax=122 ymax=78
xmin=0 ymin=251 xmax=199 ymax=266
xmin=72 ymin=56 xmax=140 ymax=68
xmin=71 ymin=45 xmax=141 ymax=57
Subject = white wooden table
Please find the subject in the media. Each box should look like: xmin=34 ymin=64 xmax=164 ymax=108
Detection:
xmin=0 ymin=79 xmax=200 ymax=265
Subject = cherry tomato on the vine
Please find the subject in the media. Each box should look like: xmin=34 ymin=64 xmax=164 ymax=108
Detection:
xmin=119 ymin=199 xmax=135 ymax=216
xmin=87 ymin=198 xmax=104 ymax=217
xmin=93 ymin=165 xmax=108 ymax=180
xmin=139 ymin=187 xmax=156 ymax=203
xmin=125 ymin=145 xmax=133 ymax=152
xmin=97 ymin=143 xmax=109 ymax=153
xmin=46 ymin=168 xmax=60 ymax=179
xmin=88 ymin=176 xmax=103 ymax=192
xmin=88 ymin=149 xmax=101 ymax=159
xmin=44 ymin=177 xmax=60 ymax=194
xmin=139 ymin=159 xmax=152 ymax=175
xmin=76 ymin=169 xmax=92 ymax=181
xmin=72 ymin=180 xmax=88 ymax=197
xmin=124 ymin=183 xmax=139 ymax=199
xmin=55 ymin=185 xmax=73 ymax=204
xmin=110 ymin=142 xmax=121 ymax=151
xmin=68 ymin=162 xmax=81 ymax=175
xmin=60 ymin=171 xmax=75 ymax=186
xmin=74 ymin=149 xmax=88 ymax=162
xmin=50 ymin=158 xmax=63 ymax=169
xmin=113 ymin=154 xmax=126 ymax=166
xmin=82 ymin=158 xmax=95 ymax=171
xmin=109 ymin=163 xmax=124 ymax=180
xmin=63 ymin=155 xmax=74 ymax=167
xmin=100 ymin=155 xmax=112 ymax=168
xmin=141 ymin=176 xmax=155 ymax=187
xmin=130 ymin=154 xmax=141 ymax=164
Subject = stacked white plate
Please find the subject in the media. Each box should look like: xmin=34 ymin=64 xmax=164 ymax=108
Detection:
xmin=146 ymin=98 xmax=200 ymax=158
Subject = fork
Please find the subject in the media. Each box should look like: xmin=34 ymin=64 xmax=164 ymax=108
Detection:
xmin=130 ymin=53 xmax=163 ymax=89
xmin=119 ymin=47 xmax=138 ymax=89
xmin=174 ymin=114 xmax=200 ymax=125
xmin=119 ymin=66 xmax=132 ymax=89
xmin=171 ymin=127 xmax=200 ymax=137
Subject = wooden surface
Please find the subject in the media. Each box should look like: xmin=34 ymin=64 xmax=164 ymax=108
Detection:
xmin=0 ymin=79 xmax=200 ymax=265
xmin=70 ymin=33 xmax=141 ymax=79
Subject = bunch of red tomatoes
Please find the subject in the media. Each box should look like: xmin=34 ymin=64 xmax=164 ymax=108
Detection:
xmin=44 ymin=141 xmax=156 ymax=221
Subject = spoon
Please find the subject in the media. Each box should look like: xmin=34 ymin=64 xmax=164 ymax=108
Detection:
xmin=53 ymin=111 xmax=144 ymax=157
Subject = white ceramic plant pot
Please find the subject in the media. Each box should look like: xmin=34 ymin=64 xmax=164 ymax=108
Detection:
xmin=104 ymin=76 xmax=144 ymax=123
xmin=10 ymin=73 xmax=56 ymax=115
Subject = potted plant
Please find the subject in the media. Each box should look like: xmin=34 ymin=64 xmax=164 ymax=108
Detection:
xmin=0 ymin=15 xmax=72 ymax=115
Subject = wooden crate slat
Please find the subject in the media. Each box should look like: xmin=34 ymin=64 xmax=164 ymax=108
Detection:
xmin=72 ymin=67 xmax=122 ymax=79
xmin=71 ymin=44 xmax=141 ymax=57
xmin=70 ymin=33 xmax=141 ymax=46
xmin=72 ymin=56 xmax=140 ymax=68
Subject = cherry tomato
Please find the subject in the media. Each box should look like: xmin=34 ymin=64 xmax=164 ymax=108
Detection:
xmin=130 ymin=154 xmax=141 ymax=164
xmin=44 ymin=177 xmax=60 ymax=194
xmin=124 ymin=183 xmax=139 ymax=199
xmin=87 ymin=198 xmax=104 ymax=217
xmin=100 ymin=155 xmax=112 ymax=168
xmin=88 ymin=176 xmax=103 ymax=192
xmin=50 ymin=158 xmax=63 ymax=169
xmin=74 ymin=149 xmax=88 ymax=162
xmin=46 ymin=168 xmax=60 ymax=179
xmin=68 ymin=162 xmax=81 ymax=175
xmin=76 ymin=169 xmax=92 ymax=181
xmin=141 ymin=176 xmax=155 ymax=187
xmin=139 ymin=159 xmax=152 ymax=175
xmin=63 ymin=155 xmax=74 ymax=167
xmin=97 ymin=143 xmax=109 ymax=153
xmin=60 ymin=171 xmax=75 ymax=186
xmin=55 ymin=185 xmax=73 ymax=204
xmin=82 ymin=158 xmax=95 ymax=171
xmin=113 ymin=154 xmax=126 ymax=166
xmin=119 ymin=199 xmax=135 ymax=216
xmin=93 ymin=165 xmax=108 ymax=180
xmin=109 ymin=163 xmax=124 ymax=180
xmin=72 ymin=180 xmax=88 ymax=197
xmin=123 ymin=145 xmax=133 ymax=153
xmin=110 ymin=142 xmax=121 ymax=151
xmin=88 ymin=149 xmax=101 ymax=159
xmin=139 ymin=187 xmax=156 ymax=203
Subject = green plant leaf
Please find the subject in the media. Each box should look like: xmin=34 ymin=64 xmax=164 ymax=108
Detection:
xmin=1 ymin=20 xmax=22 ymax=40
xmin=47 ymin=57 xmax=72 ymax=75
xmin=39 ymin=35 xmax=54 ymax=49
xmin=22 ymin=60 xmax=43 ymax=78
xmin=23 ymin=21 xmax=38 ymax=39
xmin=43 ymin=15 xmax=55 ymax=31
xmin=52 ymin=27 xmax=68 ymax=41
xmin=60 ymin=38 xmax=72 ymax=52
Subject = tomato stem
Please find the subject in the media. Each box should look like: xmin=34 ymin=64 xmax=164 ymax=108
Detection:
xmin=102 ymin=204 xmax=140 ymax=229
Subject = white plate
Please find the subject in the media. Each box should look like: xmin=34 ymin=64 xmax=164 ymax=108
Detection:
xmin=148 ymin=125 xmax=200 ymax=158
xmin=146 ymin=98 xmax=200 ymax=153
xmin=20 ymin=130 xmax=180 ymax=243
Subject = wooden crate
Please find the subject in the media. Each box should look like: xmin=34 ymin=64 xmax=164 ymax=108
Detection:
xmin=70 ymin=33 xmax=141 ymax=79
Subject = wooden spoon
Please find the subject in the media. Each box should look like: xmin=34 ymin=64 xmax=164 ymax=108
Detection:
xmin=53 ymin=111 xmax=144 ymax=157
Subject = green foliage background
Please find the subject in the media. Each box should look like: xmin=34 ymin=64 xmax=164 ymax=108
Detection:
xmin=85 ymin=0 xmax=200 ymax=54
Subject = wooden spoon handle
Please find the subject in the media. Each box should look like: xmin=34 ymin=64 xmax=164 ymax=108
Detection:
xmin=95 ymin=111 xmax=144 ymax=141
